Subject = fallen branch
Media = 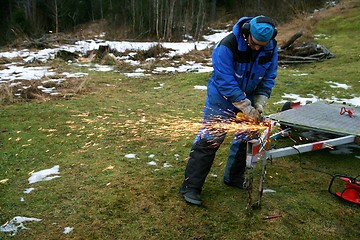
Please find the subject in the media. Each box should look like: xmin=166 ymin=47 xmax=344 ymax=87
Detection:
xmin=280 ymin=30 xmax=303 ymax=50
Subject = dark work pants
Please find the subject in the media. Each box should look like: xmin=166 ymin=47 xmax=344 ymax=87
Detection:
xmin=180 ymin=94 xmax=251 ymax=194
xmin=181 ymin=138 xmax=221 ymax=193
xmin=180 ymin=134 xmax=247 ymax=194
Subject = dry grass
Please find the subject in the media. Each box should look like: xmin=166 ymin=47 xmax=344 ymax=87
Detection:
xmin=0 ymin=77 xmax=92 ymax=105
xmin=0 ymin=84 xmax=14 ymax=103
xmin=276 ymin=0 xmax=360 ymax=44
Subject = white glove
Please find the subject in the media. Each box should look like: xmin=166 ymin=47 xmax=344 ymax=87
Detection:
xmin=254 ymin=95 xmax=269 ymax=114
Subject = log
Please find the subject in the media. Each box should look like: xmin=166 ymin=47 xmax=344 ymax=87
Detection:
xmin=56 ymin=50 xmax=79 ymax=61
xmin=280 ymin=31 xmax=303 ymax=50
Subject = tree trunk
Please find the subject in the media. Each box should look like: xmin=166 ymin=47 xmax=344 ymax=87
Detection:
xmin=55 ymin=0 xmax=59 ymax=33
xmin=155 ymin=0 xmax=159 ymax=39
xmin=210 ymin=0 xmax=216 ymax=22
xmin=195 ymin=0 xmax=205 ymax=41
xmin=99 ymin=0 xmax=103 ymax=19
xmin=166 ymin=0 xmax=176 ymax=41
xmin=131 ymin=0 xmax=136 ymax=32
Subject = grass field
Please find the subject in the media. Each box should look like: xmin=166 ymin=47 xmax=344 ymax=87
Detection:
xmin=1 ymin=3 xmax=360 ymax=240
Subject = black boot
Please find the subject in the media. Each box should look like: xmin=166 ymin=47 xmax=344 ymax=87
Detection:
xmin=179 ymin=188 xmax=202 ymax=205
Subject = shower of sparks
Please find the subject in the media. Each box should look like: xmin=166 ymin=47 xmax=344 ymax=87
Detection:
xmin=154 ymin=113 xmax=268 ymax=140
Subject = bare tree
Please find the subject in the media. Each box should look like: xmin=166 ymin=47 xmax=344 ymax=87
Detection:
xmin=54 ymin=0 xmax=59 ymax=33
xmin=165 ymin=0 xmax=176 ymax=41
xmin=195 ymin=0 xmax=206 ymax=40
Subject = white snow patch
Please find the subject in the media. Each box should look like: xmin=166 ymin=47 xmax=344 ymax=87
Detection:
xmin=194 ymin=85 xmax=207 ymax=90
xmin=163 ymin=163 xmax=172 ymax=168
xmin=327 ymin=81 xmax=351 ymax=89
xmin=123 ymin=72 xmax=146 ymax=77
xmin=88 ymin=64 xmax=113 ymax=72
xmin=203 ymin=29 xmax=230 ymax=43
xmin=0 ymin=65 xmax=55 ymax=82
xmin=148 ymin=161 xmax=157 ymax=166
xmin=263 ymin=189 xmax=276 ymax=193
xmin=291 ymin=73 xmax=308 ymax=76
xmin=124 ymin=154 xmax=136 ymax=159
xmin=63 ymin=227 xmax=74 ymax=234
xmin=327 ymin=96 xmax=360 ymax=107
xmin=28 ymin=165 xmax=60 ymax=184
xmin=23 ymin=188 xmax=35 ymax=194
xmin=274 ymin=94 xmax=360 ymax=108
xmin=61 ymin=71 xmax=88 ymax=78
xmin=153 ymin=83 xmax=164 ymax=89
xmin=274 ymin=93 xmax=319 ymax=105
xmin=0 ymin=216 xmax=41 ymax=236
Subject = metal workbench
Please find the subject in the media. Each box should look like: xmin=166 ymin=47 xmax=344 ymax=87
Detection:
xmin=245 ymin=101 xmax=360 ymax=208
xmin=269 ymin=101 xmax=360 ymax=136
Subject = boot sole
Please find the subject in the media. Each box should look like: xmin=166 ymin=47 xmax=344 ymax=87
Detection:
xmin=183 ymin=195 xmax=202 ymax=205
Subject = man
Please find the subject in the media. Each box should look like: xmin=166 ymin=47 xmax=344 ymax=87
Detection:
xmin=179 ymin=16 xmax=278 ymax=205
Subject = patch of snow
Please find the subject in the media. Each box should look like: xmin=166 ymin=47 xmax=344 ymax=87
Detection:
xmin=63 ymin=227 xmax=74 ymax=234
xmin=327 ymin=81 xmax=351 ymax=89
xmin=0 ymin=216 xmax=41 ymax=236
xmin=0 ymin=65 xmax=55 ymax=82
xmin=197 ymin=66 xmax=213 ymax=73
xmin=194 ymin=85 xmax=207 ymax=90
xmin=123 ymin=72 xmax=150 ymax=77
xmin=148 ymin=161 xmax=157 ymax=166
xmin=163 ymin=163 xmax=172 ymax=168
xmin=88 ymin=64 xmax=113 ymax=72
xmin=274 ymin=93 xmax=319 ymax=105
xmin=28 ymin=165 xmax=60 ymax=184
xmin=263 ymin=189 xmax=276 ymax=193
xmin=203 ymin=29 xmax=230 ymax=43
xmin=61 ymin=71 xmax=88 ymax=78
xmin=23 ymin=188 xmax=35 ymax=194
xmin=154 ymin=83 xmax=164 ymax=89
xmin=291 ymin=73 xmax=308 ymax=76
xmin=274 ymin=94 xmax=360 ymax=107
xmin=328 ymin=95 xmax=360 ymax=107
xmin=153 ymin=62 xmax=212 ymax=74
xmin=124 ymin=154 xmax=136 ymax=159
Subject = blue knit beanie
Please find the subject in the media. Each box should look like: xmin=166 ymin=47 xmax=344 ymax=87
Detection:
xmin=249 ymin=16 xmax=274 ymax=42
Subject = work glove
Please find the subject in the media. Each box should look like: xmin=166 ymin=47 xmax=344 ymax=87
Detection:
xmin=254 ymin=95 xmax=269 ymax=114
xmin=233 ymin=98 xmax=260 ymax=122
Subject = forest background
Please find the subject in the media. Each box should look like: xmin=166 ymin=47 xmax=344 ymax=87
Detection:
xmin=0 ymin=0 xmax=331 ymax=46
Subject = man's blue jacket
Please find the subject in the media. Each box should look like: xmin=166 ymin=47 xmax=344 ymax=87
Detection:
xmin=204 ymin=16 xmax=278 ymax=119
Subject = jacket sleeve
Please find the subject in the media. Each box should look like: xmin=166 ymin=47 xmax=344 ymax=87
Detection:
xmin=212 ymin=45 xmax=246 ymax=103
xmin=254 ymin=47 xmax=278 ymax=97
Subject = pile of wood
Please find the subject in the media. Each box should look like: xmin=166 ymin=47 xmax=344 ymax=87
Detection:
xmin=278 ymin=31 xmax=334 ymax=64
